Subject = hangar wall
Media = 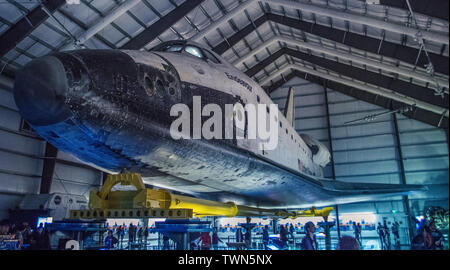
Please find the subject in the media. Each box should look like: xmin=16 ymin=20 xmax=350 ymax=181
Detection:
xmin=271 ymin=77 xmax=449 ymax=219
xmin=0 ymin=83 xmax=102 ymax=220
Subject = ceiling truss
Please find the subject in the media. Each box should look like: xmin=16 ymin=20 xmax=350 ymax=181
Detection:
xmin=0 ymin=0 xmax=448 ymax=130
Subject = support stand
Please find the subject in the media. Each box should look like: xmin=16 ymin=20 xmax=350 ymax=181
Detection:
xmin=318 ymin=221 xmax=335 ymax=250
xmin=153 ymin=219 xmax=211 ymax=250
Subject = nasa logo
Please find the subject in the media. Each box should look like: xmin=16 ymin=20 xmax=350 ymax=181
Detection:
xmin=54 ymin=195 xmax=62 ymax=205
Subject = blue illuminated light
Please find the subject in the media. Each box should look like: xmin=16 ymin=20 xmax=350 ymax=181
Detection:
xmin=36 ymin=217 xmax=53 ymax=228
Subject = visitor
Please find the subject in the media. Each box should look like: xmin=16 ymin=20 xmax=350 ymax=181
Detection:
xmin=137 ymin=226 xmax=144 ymax=244
xmin=144 ymin=226 xmax=149 ymax=250
xmin=105 ymin=230 xmax=119 ymax=249
xmin=337 ymin=235 xmax=360 ymax=250
xmin=211 ymin=228 xmax=223 ymax=250
xmin=197 ymin=231 xmax=212 ymax=250
xmin=289 ymin=223 xmax=295 ymax=239
xmin=279 ymin=225 xmax=288 ymax=249
xmin=300 ymin=222 xmax=318 ymax=250
xmin=376 ymin=222 xmax=385 ymax=250
xmin=244 ymin=227 xmax=252 ymax=249
xmin=262 ymin=225 xmax=269 ymax=250
xmin=429 ymin=221 xmax=444 ymax=250
xmin=392 ymin=221 xmax=400 ymax=247
xmin=162 ymin=235 xmax=170 ymax=250
xmin=357 ymin=223 xmax=362 ymax=243
xmin=236 ymin=227 xmax=243 ymax=242
xmin=383 ymin=220 xmax=391 ymax=250
xmin=30 ymin=225 xmax=51 ymax=250
xmin=128 ymin=223 xmax=136 ymax=244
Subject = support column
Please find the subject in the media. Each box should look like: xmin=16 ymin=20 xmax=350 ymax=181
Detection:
xmin=393 ymin=113 xmax=414 ymax=243
xmin=445 ymin=128 xmax=449 ymax=151
xmin=323 ymin=80 xmax=341 ymax=239
xmin=40 ymin=142 xmax=57 ymax=194
xmin=102 ymin=171 xmax=108 ymax=185
xmin=334 ymin=205 xmax=341 ymax=240
xmin=143 ymin=218 xmax=149 ymax=250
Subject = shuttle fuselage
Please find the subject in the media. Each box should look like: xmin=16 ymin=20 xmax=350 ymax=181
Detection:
xmin=13 ymin=40 xmax=423 ymax=208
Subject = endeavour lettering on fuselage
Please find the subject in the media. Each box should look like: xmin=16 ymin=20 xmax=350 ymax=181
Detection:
xmin=225 ymin=72 xmax=253 ymax=92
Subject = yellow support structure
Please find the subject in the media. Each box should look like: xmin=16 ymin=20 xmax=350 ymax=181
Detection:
xmin=86 ymin=172 xmax=333 ymax=220
xmin=88 ymin=172 xmax=238 ymax=218
xmin=295 ymin=207 xmax=334 ymax=220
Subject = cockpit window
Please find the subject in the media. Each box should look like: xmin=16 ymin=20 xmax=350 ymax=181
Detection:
xmin=167 ymin=45 xmax=183 ymax=52
xmin=151 ymin=42 xmax=184 ymax=52
xmin=203 ymin=49 xmax=221 ymax=64
xmin=163 ymin=44 xmax=183 ymax=52
xmin=184 ymin=46 xmax=204 ymax=59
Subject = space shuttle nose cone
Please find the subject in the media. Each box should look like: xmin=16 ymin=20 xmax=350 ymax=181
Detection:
xmin=14 ymin=55 xmax=72 ymax=126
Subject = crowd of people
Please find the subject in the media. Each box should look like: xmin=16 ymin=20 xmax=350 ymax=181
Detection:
xmin=411 ymin=220 xmax=444 ymax=250
xmin=104 ymin=222 xmax=150 ymax=249
xmin=1 ymin=216 xmax=446 ymax=250
xmin=376 ymin=220 xmax=396 ymax=250
xmin=0 ymin=219 xmax=50 ymax=250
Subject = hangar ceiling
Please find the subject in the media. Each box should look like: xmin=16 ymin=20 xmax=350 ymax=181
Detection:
xmin=0 ymin=0 xmax=448 ymax=129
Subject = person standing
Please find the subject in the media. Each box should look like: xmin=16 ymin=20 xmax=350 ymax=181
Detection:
xmin=197 ymin=232 xmax=212 ymax=250
xmin=377 ymin=222 xmax=385 ymax=250
xmin=162 ymin=235 xmax=170 ymax=250
xmin=262 ymin=225 xmax=269 ymax=250
xmin=357 ymin=223 xmax=362 ymax=245
xmin=21 ymin=223 xmax=32 ymax=249
xmin=337 ymin=236 xmax=360 ymax=250
xmin=211 ymin=228 xmax=223 ymax=250
xmin=105 ymin=230 xmax=118 ymax=249
xmin=144 ymin=226 xmax=149 ymax=250
xmin=300 ymin=222 xmax=318 ymax=250
xmin=138 ymin=226 xmax=144 ymax=245
xmin=392 ymin=221 xmax=400 ymax=248
xmin=383 ymin=220 xmax=391 ymax=250
xmin=128 ymin=223 xmax=136 ymax=245
xmin=429 ymin=221 xmax=444 ymax=250
xmin=289 ymin=223 xmax=295 ymax=240
xmin=279 ymin=225 xmax=288 ymax=249
xmin=30 ymin=226 xmax=51 ymax=250
xmin=236 ymin=227 xmax=243 ymax=242
xmin=244 ymin=227 xmax=252 ymax=249
xmin=353 ymin=222 xmax=360 ymax=244
xmin=119 ymin=226 xmax=125 ymax=249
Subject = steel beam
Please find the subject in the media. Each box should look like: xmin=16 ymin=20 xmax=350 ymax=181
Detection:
xmin=247 ymin=47 xmax=449 ymax=109
xmin=262 ymin=64 xmax=448 ymax=117
xmin=240 ymin=36 xmax=449 ymax=89
xmin=262 ymin=0 xmax=448 ymax=45
xmin=121 ymin=0 xmax=206 ymax=50
xmin=213 ymin=13 xmax=449 ymax=75
xmin=190 ymin=0 xmax=255 ymax=42
xmin=0 ymin=75 xmax=14 ymax=92
xmin=40 ymin=142 xmax=57 ymax=194
xmin=62 ymin=0 xmax=140 ymax=51
xmin=0 ymin=0 xmax=66 ymax=57
xmin=322 ymin=79 xmax=341 ymax=239
xmin=393 ymin=112 xmax=415 ymax=243
xmin=378 ymin=0 xmax=449 ymax=21
xmin=266 ymin=70 xmax=449 ymax=129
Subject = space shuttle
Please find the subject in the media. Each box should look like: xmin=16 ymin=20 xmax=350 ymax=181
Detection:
xmin=13 ymin=40 xmax=425 ymax=210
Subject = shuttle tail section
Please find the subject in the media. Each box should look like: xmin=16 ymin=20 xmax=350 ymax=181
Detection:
xmin=283 ymin=87 xmax=295 ymax=128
